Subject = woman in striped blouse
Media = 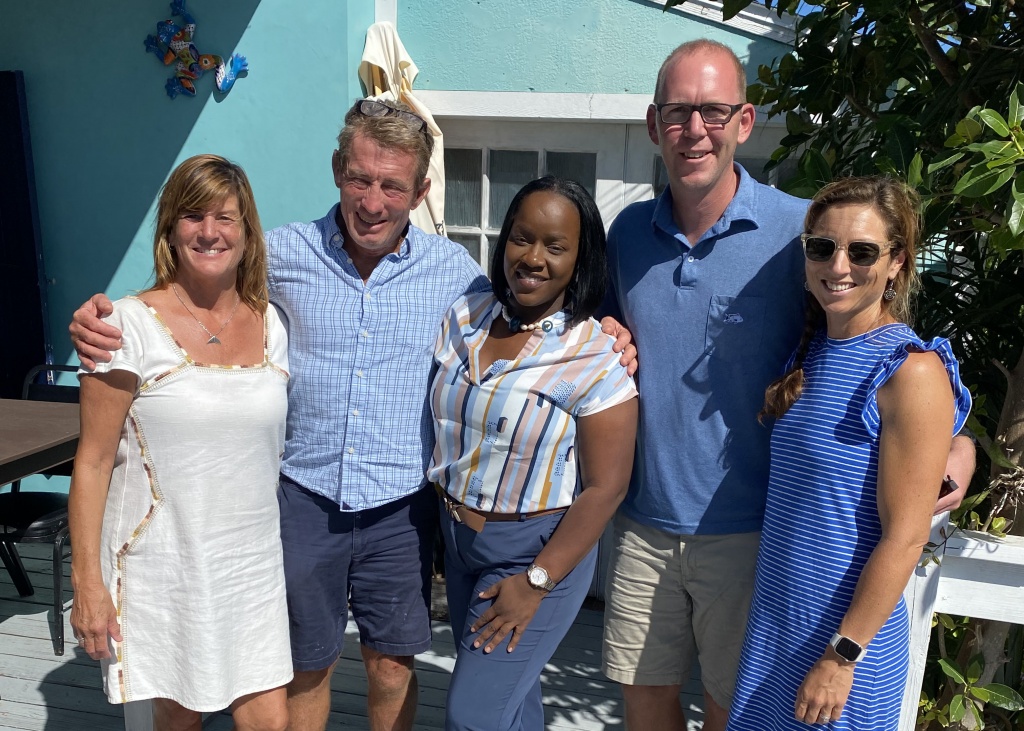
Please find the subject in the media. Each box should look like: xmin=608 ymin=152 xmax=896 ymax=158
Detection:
xmin=728 ymin=177 xmax=971 ymax=730
xmin=428 ymin=176 xmax=639 ymax=730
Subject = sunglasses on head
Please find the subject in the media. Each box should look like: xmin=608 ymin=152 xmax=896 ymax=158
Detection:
xmin=801 ymin=234 xmax=896 ymax=267
xmin=356 ymin=99 xmax=427 ymax=132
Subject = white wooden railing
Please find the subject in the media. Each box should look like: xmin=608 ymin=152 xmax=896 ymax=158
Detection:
xmin=900 ymin=519 xmax=1024 ymax=730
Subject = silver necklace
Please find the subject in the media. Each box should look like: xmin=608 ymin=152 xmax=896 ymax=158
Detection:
xmin=171 ymin=284 xmax=241 ymax=344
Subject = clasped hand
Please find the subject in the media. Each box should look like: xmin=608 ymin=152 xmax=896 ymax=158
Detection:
xmin=469 ymin=572 xmax=545 ymax=653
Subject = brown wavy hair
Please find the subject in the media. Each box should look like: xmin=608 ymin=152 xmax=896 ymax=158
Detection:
xmin=760 ymin=176 xmax=922 ymax=421
xmin=150 ymin=154 xmax=268 ymax=313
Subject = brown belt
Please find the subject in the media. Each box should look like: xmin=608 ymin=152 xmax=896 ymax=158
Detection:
xmin=435 ymin=485 xmax=567 ymax=533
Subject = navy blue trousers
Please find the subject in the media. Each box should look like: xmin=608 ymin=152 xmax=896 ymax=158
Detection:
xmin=441 ymin=505 xmax=598 ymax=730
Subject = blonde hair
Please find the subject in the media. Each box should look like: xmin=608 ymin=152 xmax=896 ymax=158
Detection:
xmin=336 ymin=99 xmax=433 ymax=186
xmin=150 ymin=154 xmax=268 ymax=313
xmin=761 ymin=176 xmax=922 ymax=420
xmin=655 ymin=39 xmax=748 ymax=104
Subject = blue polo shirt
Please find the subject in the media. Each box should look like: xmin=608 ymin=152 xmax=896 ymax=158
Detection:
xmin=605 ymin=165 xmax=809 ymax=534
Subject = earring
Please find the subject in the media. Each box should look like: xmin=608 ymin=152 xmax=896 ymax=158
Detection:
xmin=803 ymin=280 xmax=810 ymax=292
xmin=883 ymin=279 xmax=896 ymax=302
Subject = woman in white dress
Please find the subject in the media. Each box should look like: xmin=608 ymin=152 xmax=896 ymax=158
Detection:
xmin=68 ymin=155 xmax=292 ymax=731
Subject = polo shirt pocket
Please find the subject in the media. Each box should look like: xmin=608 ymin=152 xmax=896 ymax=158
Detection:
xmin=705 ymin=295 xmax=766 ymax=362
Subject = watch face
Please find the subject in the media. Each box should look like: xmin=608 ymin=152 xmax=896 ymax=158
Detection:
xmin=528 ymin=567 xmax=547 ymax=585
xmin=834 ymin=636 xmax=862 ymax=661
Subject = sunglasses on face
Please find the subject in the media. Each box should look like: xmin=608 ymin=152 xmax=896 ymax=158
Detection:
xmin=356 ymin=99 xmax=427 ymax=132
xmin=801 ymin=234 xmax=895 ymax=267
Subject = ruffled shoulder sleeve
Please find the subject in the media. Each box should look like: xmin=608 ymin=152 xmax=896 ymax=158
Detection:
xmin=861 ymin=330 xmax=972 ymax=440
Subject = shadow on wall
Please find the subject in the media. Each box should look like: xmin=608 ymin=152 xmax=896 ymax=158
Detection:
xmin=0 ymin=0 xmax=261 ymax=360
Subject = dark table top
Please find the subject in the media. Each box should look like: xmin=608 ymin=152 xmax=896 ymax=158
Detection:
xmin=0 ymin=399 xmax=80 ymax=487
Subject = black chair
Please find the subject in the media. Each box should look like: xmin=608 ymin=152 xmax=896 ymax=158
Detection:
xmin=0 ymin=364 xmax=78 ymax=655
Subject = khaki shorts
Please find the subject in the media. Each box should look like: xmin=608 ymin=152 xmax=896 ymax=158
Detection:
xmin=601 ymin=512 xmax=760 ymax=709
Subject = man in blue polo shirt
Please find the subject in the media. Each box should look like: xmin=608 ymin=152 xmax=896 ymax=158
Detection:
xmin=599 ymin=40 xmax=974 ymax=731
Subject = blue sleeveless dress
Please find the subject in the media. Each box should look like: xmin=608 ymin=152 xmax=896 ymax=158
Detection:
xmin=727 ymin=324 xmax=971 ymax=731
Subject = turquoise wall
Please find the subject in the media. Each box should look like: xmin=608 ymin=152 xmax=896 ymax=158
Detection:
xmin=398 ymin=0 xmax=791 ymax=93
xmin=0 ymin=0 xmax=372 ymax=365
xmin=0 ymin=0 xmax=370 ymax=492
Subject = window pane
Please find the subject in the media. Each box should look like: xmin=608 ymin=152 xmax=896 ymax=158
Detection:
xmin=444 ymin=148 xmax=482 ymax=227
xmin=489 ymin=150 xmax=537 ymax=227
xmin=654 ymin=156 xmax=669 ymax=197
xmin=449 ymin=233 xmax=481 ymax=263
xmin=545 ymin=152 xmax=597 ymax=197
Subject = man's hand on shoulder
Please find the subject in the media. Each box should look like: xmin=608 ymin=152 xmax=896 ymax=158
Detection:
xmin=70 ymin=294 xmax=121 ymax=369
xmin=601 ymin=316 xmax=638 ymax=377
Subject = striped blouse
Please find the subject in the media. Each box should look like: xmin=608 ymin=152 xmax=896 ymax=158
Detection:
xmin=429 ymin=292 xmax=638 ymax=513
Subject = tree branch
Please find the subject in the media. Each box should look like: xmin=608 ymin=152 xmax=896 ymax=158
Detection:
xmin=908 ymin=4 xmax=983 ymax=108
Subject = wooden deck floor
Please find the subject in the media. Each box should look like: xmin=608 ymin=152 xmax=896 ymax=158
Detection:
xmin=0 ymin=544 xmax=707 ymax=730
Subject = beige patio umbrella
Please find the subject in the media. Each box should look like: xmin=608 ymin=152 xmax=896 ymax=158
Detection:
xmin=359 ymin=21 xmax=446 ymax=237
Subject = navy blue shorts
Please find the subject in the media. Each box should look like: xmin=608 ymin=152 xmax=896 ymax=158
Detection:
xmin=278 ymin=477 xmax=436 ymax=671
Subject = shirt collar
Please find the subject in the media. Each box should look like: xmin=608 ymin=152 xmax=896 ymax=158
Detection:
xmin=321 ymin=203 xmax=414 ymax=259
xmin=651 ymin=163 xmax=760 ymax=243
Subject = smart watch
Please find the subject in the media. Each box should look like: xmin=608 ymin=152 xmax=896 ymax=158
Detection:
xmin=829 ymin=632 xmax=868 ymax=663
xmin=526 ymin=563 xmax=556 ymax=592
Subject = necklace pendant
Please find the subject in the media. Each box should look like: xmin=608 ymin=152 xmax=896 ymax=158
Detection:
xmin=207 ymin=335 xmax=221 ymax=345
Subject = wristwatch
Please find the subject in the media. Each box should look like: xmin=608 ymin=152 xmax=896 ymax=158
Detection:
xmin=829 ymin=632 xmax=868 ymax=663
xmin=526 ymin=563 xmax=556 ymax=592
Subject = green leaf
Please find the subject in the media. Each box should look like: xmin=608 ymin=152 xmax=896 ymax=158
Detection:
xmin=978 ymin=683 xmax=1024 ymax=710
xmin=721 ymin=0 xmax=750 ymax=20
xmin=927 ymin=151 xmax=965 ymax=174
xmin=939 ymin=657 xmax=967 ymax=684
xmin=800 ymin=148 xmax=832 ymax=187
xmin=956 ymin=118 xmax=984 ymax=143
xmin=966 ymin=655 xmax=983 ymax=684
xmin=949 ymin=693 xmax=966 ymax=723
xmin=1014 ymin=174 xmax=1024 ymax=204
xmin=979 ymin=109 xmax=1010 ymax=137
xmin=1007 ymin=196 xmax=1024 ymax=236
xmin=758 ymin=64 xmax=774 ymax=84
xmin=992 ymin=516 xmax=1007 ymax=533
xmin=967 ymin=698 xmax=984 ymax=727
xmin=969 ymin=685 xmax=990 ymax=702
xmin=907 ymin=152 xmax=923 ymax=188
xmin=955 ymin=166 xmax=1015 ymax=198
xmin=1009 ymin=82 xmax=1023 ymax=128
xmin=944 ymin=132 xmax=966 ymax=148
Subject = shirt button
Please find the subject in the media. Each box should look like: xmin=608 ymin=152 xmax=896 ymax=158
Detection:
xmin=347 ymin=446 xmax=355 ymax=455
xmin=688 ymin=255 xmax=695 ymax=262
xmin=360 ymin=330 xmax=369 ymax=338
xmin=364 ymin=293 xmax=372 ymax=300
xmin=352 ymin=409 xmax=360 ymax=416
xmin=356 ymin=370 xmax=364 ymax=378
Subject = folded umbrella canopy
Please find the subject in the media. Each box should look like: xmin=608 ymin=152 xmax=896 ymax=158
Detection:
xmin=359 ymin=21 xmax=446 ymax=237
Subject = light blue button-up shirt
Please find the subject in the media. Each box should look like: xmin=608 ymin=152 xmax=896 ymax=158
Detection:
xmin=267 ymin=205 xmax=490 ymax=510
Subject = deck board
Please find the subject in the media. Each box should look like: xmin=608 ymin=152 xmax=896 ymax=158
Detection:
xmin=0 ymin=545 xmax=706 ymax=729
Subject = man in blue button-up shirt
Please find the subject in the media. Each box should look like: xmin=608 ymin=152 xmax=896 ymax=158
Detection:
xmin=71 ymin=99 xmax=490 ymax=731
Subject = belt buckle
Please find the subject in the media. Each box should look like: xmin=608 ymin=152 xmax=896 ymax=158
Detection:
xmin=443 ymin=495 xmax=463 ymax=524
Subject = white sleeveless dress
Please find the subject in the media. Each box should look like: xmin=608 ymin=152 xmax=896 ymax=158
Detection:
xmin=87 ymin=296 xmax=293 ymax=710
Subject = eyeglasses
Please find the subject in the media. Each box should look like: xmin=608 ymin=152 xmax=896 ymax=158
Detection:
xmin=654 ymin=102 xmax=745 ymax=125
xmin=801 ymin=234 xmax=896 ymax=267
xmin=356 ymin=99 xmax=427 ymax=132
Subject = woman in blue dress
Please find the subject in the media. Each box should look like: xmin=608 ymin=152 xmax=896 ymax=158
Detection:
xmin=728 ymin=177 xmax=971 ymax=730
